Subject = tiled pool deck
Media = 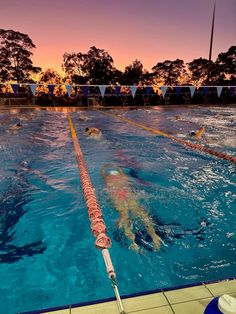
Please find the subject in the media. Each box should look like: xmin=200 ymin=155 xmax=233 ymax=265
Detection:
xmin=42 ymin=279 xmax=236 ymax=314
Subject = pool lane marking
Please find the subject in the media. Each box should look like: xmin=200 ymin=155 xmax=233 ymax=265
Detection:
xmin=98 ymin=110 xmax=236 ymax=164
xmin=67 ymin=113 xmax=126 ymax=314
xmin=68 ymin=113 xmax=112 ymax=250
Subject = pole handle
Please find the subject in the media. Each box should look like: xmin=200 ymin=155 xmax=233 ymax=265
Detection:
xmin=102 ymin=249 xmax=115 ymax=278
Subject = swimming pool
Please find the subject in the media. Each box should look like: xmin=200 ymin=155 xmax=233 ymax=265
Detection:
xmin=0 ymin=106 xmax=235 ymax=313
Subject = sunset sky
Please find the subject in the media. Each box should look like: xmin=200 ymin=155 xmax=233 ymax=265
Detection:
xmin=1 ymin=0 xmax=236 ymax=73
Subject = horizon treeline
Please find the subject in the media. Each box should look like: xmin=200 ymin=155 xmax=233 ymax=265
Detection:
xmin=0 ymin=29 xmax=235 ymax=86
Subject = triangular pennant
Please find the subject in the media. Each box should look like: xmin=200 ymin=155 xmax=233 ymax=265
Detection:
xmin=65 ymin=85 xmax=73 ymax=96
xmin=160 ymin=86 xmax=168 ymax=97
xmin=11 ymin=84 xmax=19 ymax=96
xmin=145 ymin=86 xmax=153 ymax=95
xmin=48 ymin=84 xmax=55 ymax=95
xmin=216 ymin=86 xmax=223 ymax=97
xmin=189 ymin=86 xmax=196 ymax=98
xmin=115 ymin=85 xmax=121 ymax=96
xmin=29 ymin=84 xmax=37 ymax=96
xmin=130 ymin=86 xmax=137 ymax=98
xmin=204 ymin=86 xmax=209 ymax=95
xmin=229 ymin=86 xmax=234 ymax=96
xmin=99 ymin=85 xmax=107 ymax=98
xmin=82 ymin=86 xmax=89 ymax=96
xmin=176 ymin=86 xmax=181 ymax=96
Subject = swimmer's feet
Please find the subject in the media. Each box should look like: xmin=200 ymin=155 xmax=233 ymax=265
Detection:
xmin=152 ymin=236 xmax=161 ymax=250
xmin=129 ymin=242 xmax=139 ymax=252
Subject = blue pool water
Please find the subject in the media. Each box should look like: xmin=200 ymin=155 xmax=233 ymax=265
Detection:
xmin=0 ymin=106 xmax=235 ymax=313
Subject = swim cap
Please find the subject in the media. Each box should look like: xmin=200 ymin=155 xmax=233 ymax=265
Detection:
xmin=109 ymin=170 xmax=120 ymax=175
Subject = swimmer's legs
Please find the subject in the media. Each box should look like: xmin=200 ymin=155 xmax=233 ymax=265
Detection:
xmin=124 ymin=220 xmax=139 ymax=251
xmin=117 ymin=210 xmax=139 ymax=251
xmin=136 ymin=207 xmax=161 ymax=250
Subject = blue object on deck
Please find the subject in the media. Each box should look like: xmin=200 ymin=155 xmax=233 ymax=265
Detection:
xmin=204 ymin=297 xmax=223 ymax=314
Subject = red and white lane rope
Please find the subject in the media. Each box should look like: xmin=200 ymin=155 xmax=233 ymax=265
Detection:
xmin=67 ymin=113 xmax=125 ymax=314
xmin=99 ymin=110 xmax=236 ymax=164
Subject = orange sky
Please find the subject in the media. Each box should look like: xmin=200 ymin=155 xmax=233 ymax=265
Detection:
xmin=1 ymin=0 xmax=235 ymax=74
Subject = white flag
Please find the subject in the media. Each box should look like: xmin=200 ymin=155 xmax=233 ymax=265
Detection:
xmin=130 ymin=86 xmax=137 ymax=98
xmin=160 ymin=86 xmax=168 ymax=97
xmin=66 ymin=85 xmax=73 ymax=96
xmin=29 ymin=84 xmax=37 ymax=95
xmin=99 ymin=85 xmax=107 ymax=98
xmin=216 ymin=86 xmax=223 ymax=97
xmin=189 ymin=86 xmax=196 ymax=98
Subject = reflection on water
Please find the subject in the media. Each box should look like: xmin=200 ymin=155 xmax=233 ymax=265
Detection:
xmin=0 ymin=166 xmax=46 ymax=263
xmin=0 ymin=106 xmax=235 ymax=314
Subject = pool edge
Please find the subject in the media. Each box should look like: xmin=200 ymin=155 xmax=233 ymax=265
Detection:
xmin=20 ymin=277 xmax=236 ymax=314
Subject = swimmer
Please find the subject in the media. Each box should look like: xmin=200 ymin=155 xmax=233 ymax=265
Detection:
xmin=101 ymin=164 xmax=161 ymax=251
xmin=195 ymin=126 xmax=205 ymax=139
xmin=189 ymin=126 xmax=205 ymax=140
xmin=79 ymin=115 xmax=89 ymax=121
xmin=85 ymin=127 xmax=102 ymax=138
xmin=8 ymin=122 xmax=23 ymax=132
xmin=19 ymin=160 xmax=48 ymax=182
xmin=189 ymin=131 xmax=197 ymax=136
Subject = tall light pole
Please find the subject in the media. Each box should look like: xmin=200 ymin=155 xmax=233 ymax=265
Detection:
xmin=209 ymin=0 xmax=216 ymax=61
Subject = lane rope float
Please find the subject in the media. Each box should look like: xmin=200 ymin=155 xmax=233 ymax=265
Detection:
xmin=99 ymin=110 xmax=236 ymax=164
xmin=67 ymin=113 xmax=126 ymax=314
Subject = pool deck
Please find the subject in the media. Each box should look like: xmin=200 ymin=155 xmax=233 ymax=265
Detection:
xmin=42 ymin=279 xmax=236 ymax=314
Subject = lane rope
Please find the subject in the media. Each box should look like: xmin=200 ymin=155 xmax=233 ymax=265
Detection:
xmin=98 ymin=110 xmax=236 ymax=164
xmin=67 ymin=113 xmax=126 ymax=314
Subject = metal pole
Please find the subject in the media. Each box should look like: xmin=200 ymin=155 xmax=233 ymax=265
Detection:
xmin=102 ymin=249 xmax=126 ymax=313
xmin=112 ymin=280 xmax=126 ymax=314
xmin=209 ymin=0 xmax=216 ymax=61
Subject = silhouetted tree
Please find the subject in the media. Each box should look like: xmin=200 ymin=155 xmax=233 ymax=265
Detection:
xmin=152 ymin=59 xmax=186 ymax=85
xmin=141 ymin=70 xmax=154 ymax=85
xmin=39 ymin=68 xmax=63 ymax=84
xmin=38 ymin=69 xmax=64 ymax=95
xmin=112 ymin=68 xmax=123 ymax=84
xmin=122 ymin=59 xmax=143 ymax=85
xmin=216 ymin=46 xmax=236 ymax=85
xmin=0 ymin=29 xmax=41 ymax=82
xmin=82 ymin=46 xmax=117 ymax=84
xmin=62 ymin=46 xmax=119 ymax=84
xmin=62 ymin=52 xmax=86 ymax=84
xmin=61 ymin=45 xmax=235 ymax=87
xmin=188 ymin=58 xmax=223 ymax=85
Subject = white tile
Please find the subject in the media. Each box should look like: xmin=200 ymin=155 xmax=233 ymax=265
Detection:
xmin=172 ymin=297 xmax=213 ymax=314
xmin=206 ymin=280 xmax=236 ymax=296
xmin=165 ymin=285 xmax=212 ymax=304
xmin=122 ymin=293 xmax=168 ymax=312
